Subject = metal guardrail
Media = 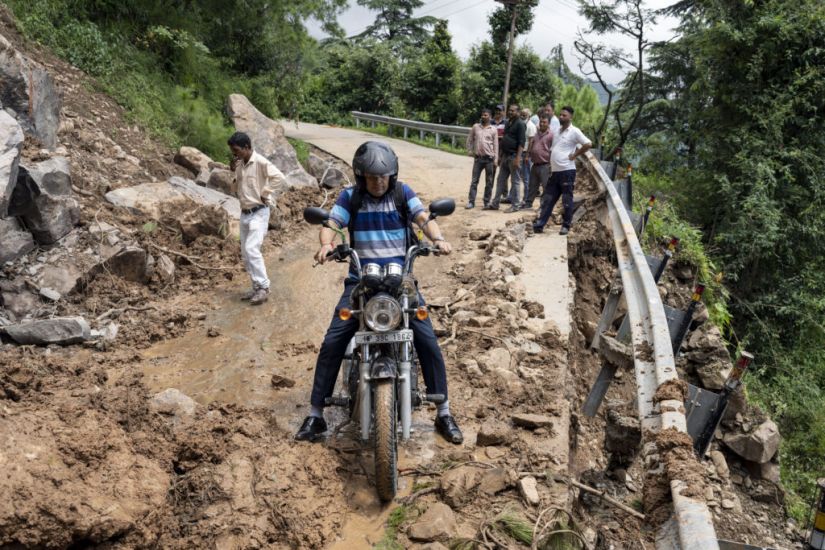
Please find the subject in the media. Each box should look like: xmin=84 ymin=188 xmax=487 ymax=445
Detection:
xmin=350 ymin=111 xmax=471 ymax=147
xmin=583 ymin=152 xmax=720 ymax=549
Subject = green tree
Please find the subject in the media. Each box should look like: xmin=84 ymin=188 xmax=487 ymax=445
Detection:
xmin=398 ymin=20 xmax=460 ymax=123
xmin=636 ymin=0 xmax=825 ymax=511
xmin=355 ymin=0 xmax=437 ymax=52
xmin=575 ymin=0 xmax=657 ymax=155
xmin=487 ymin=0 xmax=539 ymax=48
xmin=459 ymin=42 xmax=556 ymax=124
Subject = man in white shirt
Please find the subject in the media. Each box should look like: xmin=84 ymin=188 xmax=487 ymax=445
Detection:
xmin=532 ymin=106 xmax=592 ymax=236
xmin=544 ymin=100 xmax=561 ymax=137
xmin=228 ymin=131 xmax=287 ymax=305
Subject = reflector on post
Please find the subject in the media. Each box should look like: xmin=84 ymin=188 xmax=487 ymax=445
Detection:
xmin=692 ymin=284 xmax=706 ymax=302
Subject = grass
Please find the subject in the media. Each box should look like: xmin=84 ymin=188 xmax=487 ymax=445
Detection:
xmin=286 ymin=137 xmax=311 ymax=169
xmin=633 ymin=173 xmax=732 ymax=331
xmin=374 ymin=504 xmax=417 ymax=550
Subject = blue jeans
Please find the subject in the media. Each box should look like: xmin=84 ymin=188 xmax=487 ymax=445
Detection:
xmin=310 ymin=282 xmax=449 ymax=408
xmin=535 ymin=170 xmax=576 ymax=229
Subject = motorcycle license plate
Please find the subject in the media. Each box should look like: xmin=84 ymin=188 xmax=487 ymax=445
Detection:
xmin=354 ymin=330 xmax=413 ymax=345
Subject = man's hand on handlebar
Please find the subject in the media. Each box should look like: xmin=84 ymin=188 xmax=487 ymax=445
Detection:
xmin=315 ymin=243 xmax=335 ymax=264
xmin=433 ymin=240 xmax=452 ymax=255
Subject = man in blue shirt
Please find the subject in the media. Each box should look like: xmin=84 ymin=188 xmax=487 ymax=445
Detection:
xmin=295 ymin=141 xmax=464 ymax=445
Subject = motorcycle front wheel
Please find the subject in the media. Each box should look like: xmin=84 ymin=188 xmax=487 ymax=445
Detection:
xmin=373 ymin=380 xmax=398 ymax=502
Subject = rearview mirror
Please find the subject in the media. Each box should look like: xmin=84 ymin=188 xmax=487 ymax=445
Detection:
xmin=303 ymin=207 xmax=330 ymax=225
xmin=428 ymin=198 xmax=455 ymax=218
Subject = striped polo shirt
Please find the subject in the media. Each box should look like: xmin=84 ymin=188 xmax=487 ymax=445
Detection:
xmin=329 ymin=183 xmax=425 ymax=278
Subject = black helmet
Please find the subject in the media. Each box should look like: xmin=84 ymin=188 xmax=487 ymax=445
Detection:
xmin=352 ymin=141 xmax=398 ymax=190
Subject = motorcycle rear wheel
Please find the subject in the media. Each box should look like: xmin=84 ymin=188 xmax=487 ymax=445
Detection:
xmin=373 ymin=380 xmax=398 ymax=502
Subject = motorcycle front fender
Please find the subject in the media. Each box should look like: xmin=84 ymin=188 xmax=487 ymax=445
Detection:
xmin=370 ymin=355 xmax=398 ymax=380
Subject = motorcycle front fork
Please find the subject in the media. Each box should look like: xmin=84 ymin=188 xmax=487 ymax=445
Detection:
xmin=357 ymin=340 xmax=413 ymax=443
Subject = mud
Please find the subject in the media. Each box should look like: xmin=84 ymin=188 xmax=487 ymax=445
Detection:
xmin=653 ymin=378 xmax=688 ymax=403
xmin=0 ymin=10 xmax=803 ymax=545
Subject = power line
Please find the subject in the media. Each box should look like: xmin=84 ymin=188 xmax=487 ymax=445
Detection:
xmin=417 ymin=0 xmax=467 ymax=17
xmin=439 ymin=0 xmax=495 ymax=19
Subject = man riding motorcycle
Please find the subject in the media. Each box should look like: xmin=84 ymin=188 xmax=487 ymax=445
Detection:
xmin=295 ymin=141 xmax=464 ymax=445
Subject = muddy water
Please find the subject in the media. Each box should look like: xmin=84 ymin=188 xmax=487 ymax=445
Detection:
xmin=141 ymin=226 xmax=342 ymax=424
xmin=141 ymin=220 xmax=447 ymax=548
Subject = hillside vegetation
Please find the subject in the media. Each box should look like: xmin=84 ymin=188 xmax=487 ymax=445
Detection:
xmin=6 ymin=0 xmax=825 ymax=519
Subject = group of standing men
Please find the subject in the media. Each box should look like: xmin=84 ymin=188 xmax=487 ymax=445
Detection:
xmin=466 ymin=101 xmax=592 ymax=235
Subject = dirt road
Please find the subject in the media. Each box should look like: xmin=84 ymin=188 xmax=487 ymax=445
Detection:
xmin=138 ymin=123 xmax=571 ymax=547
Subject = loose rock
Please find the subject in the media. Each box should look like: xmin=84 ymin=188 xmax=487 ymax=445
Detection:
xmin=4 ymin=316 xmax=91 ymax=345
xmin=723 ymin=419 xmax=780 ymax=464
xmin=476 ymin=420 xmax=512 ymax=446
xmin=519 ymin=476 xmax=541 ymax=505
xmin=407 ymin=503 xmax=457 ymax=542
xmin=512 ymin=413 xmax=554 ymax=430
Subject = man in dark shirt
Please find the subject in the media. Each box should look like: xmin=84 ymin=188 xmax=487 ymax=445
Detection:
xmin=485 ymin=104 xmax=526 ymax=211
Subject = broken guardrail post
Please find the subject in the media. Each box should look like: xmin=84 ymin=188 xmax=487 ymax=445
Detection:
xmin=673 ymin=284 xmax=705 ymax=355
xmin=689 ymin=351 xmax=753 ymax=456
xmin=808 ymin=479 xmax=825 ymax=549
xmin=638 ymin=195 xmax=655 ymax=234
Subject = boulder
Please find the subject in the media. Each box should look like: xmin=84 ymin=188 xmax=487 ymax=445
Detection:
xmin=407 ymin=503 xmax=456 ymax=542
xmin=10 ymin=161 xmax=79 ymax=244
xmin=105 ymin=177 xmax=240 ymax=236
xmin=226 ymin=94 xmax=317 ymax=190
xmin=0 ymin=110 xmax=24 ymax=217
xmin=476 ymin=419 xmax=512 ymax=446
xmin=440 ymin=465 xmax=481 ymax=509
xmin=469 ymin=229 xmax=491 ymax=241
xmin=479 ymin=467 xmax=512 ymax=495
xmin=0 ymin=216 xmax=34 ymax=263
xmin=179 ymin=204 xmax=230 ymax=242
xmin=103 ymin=246 xmax=151 ymax=283
xmin=0 ymin=279 xmax=37 ymax=319
xmin=35 ymin=261 xmax=86 ymax=296
xmin=173 ymin=146 xmax=212 ymax=176
xmin=3 ymin=316 xmax=90 ymax=345
xmin=696 ymin=360 xmax=732 ymax=391
xmin=477 ymin=347 xmax=510 ymax=372
xmin=307 ymin=152 xmax=347 ymax=189
xmin=0 ymin=34 xmax=61 ymax=148
xmin=205 ymin=168 xmax=236 ymax=196
xmin=512 ymin=413 xmax=554 ymax=430
xmin=149 ymin=388 xmax=197 ymax=419
xmin=723 ymin=419 xmax=780 ymax=464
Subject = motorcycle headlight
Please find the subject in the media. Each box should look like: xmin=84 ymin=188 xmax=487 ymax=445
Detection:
xmin=364 ymin=293 xmax=402 ymax=332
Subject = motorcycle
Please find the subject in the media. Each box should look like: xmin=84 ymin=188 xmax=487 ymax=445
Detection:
xmin=303 ymin=198 xmax=455 ymax=501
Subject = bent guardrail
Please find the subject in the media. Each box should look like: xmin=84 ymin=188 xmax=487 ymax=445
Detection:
xmin=350 ymin=111 xmax=471 ymax=148
xmin=583 ymin=152 xmax=720 ymax=549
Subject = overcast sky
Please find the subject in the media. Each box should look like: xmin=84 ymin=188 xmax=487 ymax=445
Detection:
xmin=307 ymin=0 xmax=680 ymax=84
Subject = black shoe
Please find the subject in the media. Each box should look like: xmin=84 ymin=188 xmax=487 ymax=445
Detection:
xmin=559 ymin=226 xmax=570 ymax=236
xmin=506 ymin=205 xmax=521 ymax=213
xmin=520 ymin=203 xmax=534 ymax=210
xmin=435 ymin=415 xmax=464 ymax=444
xmin=295 ymin=416 xmax=327 ymax=441
xmin=532 ymin=224 xmax=544 ymax=234
xmin=501 ymin=198 xmax=512 ymax=205
xmin=465 ymin=201 xmax=474 ymax=209
xmin=483 ymin=205 xmax=499 ymax=211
